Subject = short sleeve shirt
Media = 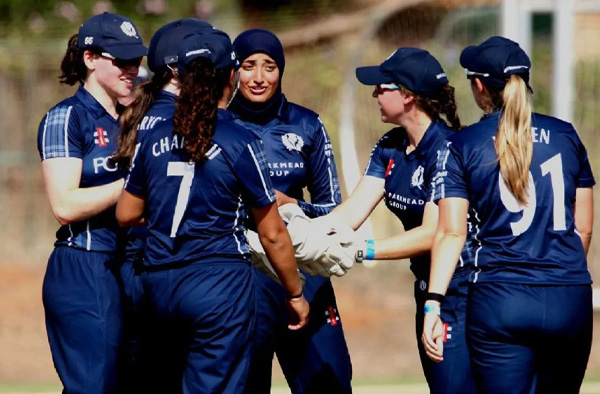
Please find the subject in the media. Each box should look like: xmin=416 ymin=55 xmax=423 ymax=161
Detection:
xmin=434 ymin=112 xmax=594 ymax=285
xmin=37 ymin=87 xmax=125 ymax=252
xmin=125 ymin=109 xmax=276 ymax=268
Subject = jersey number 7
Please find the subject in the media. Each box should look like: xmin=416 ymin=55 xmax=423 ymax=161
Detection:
xmin=167 ymin=161 xmax=196 ymax=237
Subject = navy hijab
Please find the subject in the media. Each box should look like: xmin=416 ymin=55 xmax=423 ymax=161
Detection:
xmin=230 ymin=29 xmax=285 ymax=124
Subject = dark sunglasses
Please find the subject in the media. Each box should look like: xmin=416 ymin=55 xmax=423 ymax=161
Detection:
xmin=101 ymin=52 xmax=143 ymax=69
xmin=374 ymin=83 xmax=400 ymax=95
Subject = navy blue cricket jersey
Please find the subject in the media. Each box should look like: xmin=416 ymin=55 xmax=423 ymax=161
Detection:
xmin=365 ymin=121 xmax=473 ymax=280
xmin=123 ymin=90 xmax=177 ymax=262
xmin=137 ymin=90 xmax=177 ymax=140
xmin=435 ymin=111 xmax=595 ymax=285
xmin=230 ymin=96 xmax=341 ymax=218
xmin=125 ymin=109 xmax=276 ymax=268
xmin=37 ymin=86 xmax=126 ymax=252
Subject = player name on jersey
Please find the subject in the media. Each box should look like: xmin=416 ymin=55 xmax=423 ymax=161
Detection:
xmin=140 ymin=115 xmax=165 ymax=131
xmin=492 ymin=127 xmax=550 ymax=144
xmin=531 ymin=127 xmax=550 ymax=144
xmin=152 ymin=134 xmax=185 ymax=157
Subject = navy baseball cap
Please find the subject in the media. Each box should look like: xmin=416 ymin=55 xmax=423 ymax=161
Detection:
xmin=177 ymin=29 xmax=238 ymax=76
xmin=460 ymin=36 xmax=532 ymax=91
xmin=147 ymin=18 xmax=213 ymax=72
xmin=78 ymin=12 xmax=147 ymax=60
xmin=356 ymin=48 xmax=448 ymax=97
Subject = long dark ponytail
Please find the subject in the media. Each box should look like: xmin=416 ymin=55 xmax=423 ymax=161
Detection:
xmin=174 ymin=57 xmax=231 ymax=162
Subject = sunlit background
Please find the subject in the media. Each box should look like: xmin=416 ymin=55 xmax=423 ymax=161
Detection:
xmin=1 ymin=0 xmax=599 ymax=391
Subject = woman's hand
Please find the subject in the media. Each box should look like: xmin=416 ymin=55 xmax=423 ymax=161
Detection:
xmin=421 ymin=302 xmax=445 ymax=363
xmin=275 ymin=190 xmax=298 ymax=207
xmin=286 ymin=294 xmax=310 ymax=330
xmin=251 ymin=202 xmax=308 ymax=328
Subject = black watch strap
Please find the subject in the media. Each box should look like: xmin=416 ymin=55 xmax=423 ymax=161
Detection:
xmin=425 ymin=292 xmax=445 ymax=303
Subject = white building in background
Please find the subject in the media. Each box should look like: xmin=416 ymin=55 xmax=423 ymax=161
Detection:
xmin=502 ymin=0 xmax=600 ymax=122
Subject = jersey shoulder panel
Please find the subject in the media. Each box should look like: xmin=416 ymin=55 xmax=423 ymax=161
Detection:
xmin=284 ymin=102 xmax=322 ymax=137
xmin=213 ymin=119 xmax=262 ymax=158
xmin=285 ymin=101 xmax=320 ymax=124
xmin=448 ymin=116 xmax=496 ymax=146
xmin=426 ymin=122 xmax=455 ymax=150
xmin=531 ymin=112 xmax=572 ymax=130
xmin=38 ymin=96 xmax=88 ymax=160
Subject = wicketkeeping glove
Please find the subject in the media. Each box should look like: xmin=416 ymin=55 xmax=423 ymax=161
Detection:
xmin=246 ymin=228 xmax=306 ymax=287
xmin=279 ymin=204 xmax=357 ymax=278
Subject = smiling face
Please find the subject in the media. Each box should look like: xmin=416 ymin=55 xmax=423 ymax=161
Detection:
xmin=85 ymin=50 xmax=141 ymax=100
xmin=238 ymin=53 xmax=280 ymax=103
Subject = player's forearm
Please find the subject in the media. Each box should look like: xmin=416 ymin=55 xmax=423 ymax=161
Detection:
xmin=579 ymin=232 xmax=592 ymax=257
xmin=428 ymin=231 xmax=465 ymax=295
xmin=574 ymin=187 xmax=593 ymax=257
xmin=332 ymin=175 xmax=383 ymax=230
xmin=51 ymin=179 xmax=124 ymax=225
xmin=332 ymin=197 xmax=374 ymax=230
xmin=260 ymin=231 xmax=302 ymax=297
xmin=369 ymin=225 xmax=435 ymax=260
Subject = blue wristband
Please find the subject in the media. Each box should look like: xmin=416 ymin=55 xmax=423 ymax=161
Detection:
xmin=365 ymin=239 xmax=375 ymax=260
xmin=424 ymin=304 xmax=441 ymax=315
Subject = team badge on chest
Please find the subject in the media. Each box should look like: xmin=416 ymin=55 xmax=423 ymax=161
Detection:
xmin=281 ymin=133 xmax=304 ymax=152
xmin=411 ymin=165 xmax=424 ymax=190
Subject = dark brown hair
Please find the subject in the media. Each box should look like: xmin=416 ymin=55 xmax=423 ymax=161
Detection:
xmin=410 ymin=84 xmax=462 ymax=131
xmin=112 ymin=68 xmax=173 ymax=169
xmin=174 ymin=57 xmax=231 ymax=162
xmin=59 ymin=34 xmax=88 ymax=86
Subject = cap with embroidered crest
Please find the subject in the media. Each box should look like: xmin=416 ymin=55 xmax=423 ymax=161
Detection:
xmin=78 ymin=12 xmax=147 ymax=60
xmin=147 ymin=18 xmax=214 ymax=72
xmin=177 ymin=29 xmax=238 ymax=76
xmin=460 ymin=36 xmax=532 ymax=92
xmin=355 ymin=47 xmax=449 ymax=97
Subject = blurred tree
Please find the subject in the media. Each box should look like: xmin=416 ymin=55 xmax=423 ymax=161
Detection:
xmin=0 ymin=0 xmax=362 ymax=54
xmin=239 ymin=0 xmax=358 ymax=31
xmin=241 ymin=0 xmax=341 ymax=10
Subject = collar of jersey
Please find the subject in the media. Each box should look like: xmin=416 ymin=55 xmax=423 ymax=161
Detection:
xmin=156 ymin=90 xmax=178 ymax=103
xmin=229 ymin=93 xmax=289 ymax=123
xmin=405 ymin=120 xmax=444 ymax=159
xmin=74 ymin=86 xmax=113 ymax=119
xmin=274 ymin=94 xmax=291 ymax=122
xmin=480 ymin=109 xmax=501 ymax=121
xmin=218 ymin=107 xmax=235 ymax=121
